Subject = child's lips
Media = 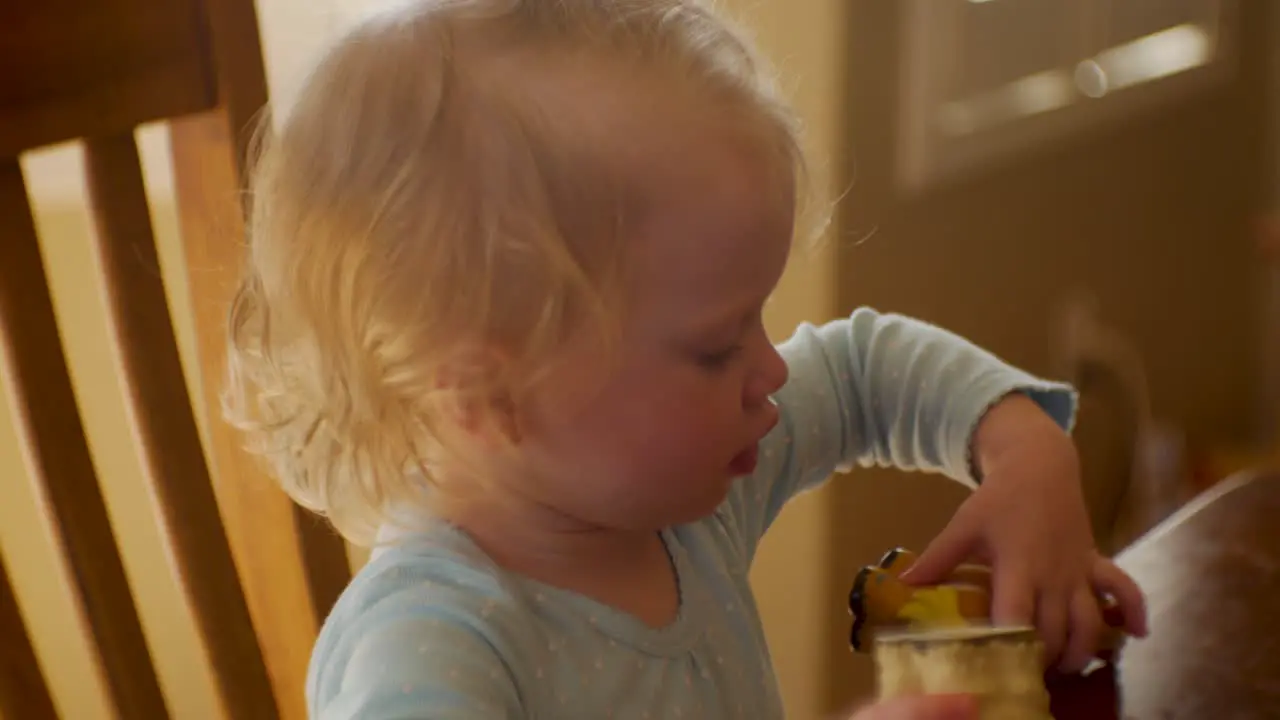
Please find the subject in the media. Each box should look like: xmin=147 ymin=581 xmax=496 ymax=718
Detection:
xmin=728 ymin=414 xmax=777 ymax=476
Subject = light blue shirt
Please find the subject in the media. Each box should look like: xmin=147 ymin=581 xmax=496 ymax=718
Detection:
xmin=306 ymin=308 xmax=1077 ymax=719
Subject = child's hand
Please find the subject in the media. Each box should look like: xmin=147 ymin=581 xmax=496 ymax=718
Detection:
xmin=844 ymin=694 xmax=977 ymax=720
xmin=900 ymin=394 xmax=1149 ymax=671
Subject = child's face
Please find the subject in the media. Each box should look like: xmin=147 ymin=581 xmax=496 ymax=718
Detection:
xmin=512 ymin=108 xmax=795 ymax=532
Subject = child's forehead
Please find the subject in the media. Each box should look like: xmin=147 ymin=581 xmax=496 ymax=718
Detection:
xmin=502 ymin=53 xmax=794 ymax=213
xmin=546 ymin=68 xmax=787 ymax=191
xmin=504 ymin=53 xmax=707 ymax=139
xmin=619 ymin=122 xmax=795 ymax=316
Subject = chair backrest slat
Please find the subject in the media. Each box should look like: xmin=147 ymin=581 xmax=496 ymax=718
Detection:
xmin=0 ymin=0 xmax=216 ymax=156
xmin=83 ymin=132 xmax=279 ymax=719
xmin=0 ymin=556 xmax=58 ymax=720
xmin=0 ymin=158 xmax=171 ymax=720
xmin=0 ymin=1 xmax=357 ymax=716
xmin=169 ymin=112 xmax=354 ymax=720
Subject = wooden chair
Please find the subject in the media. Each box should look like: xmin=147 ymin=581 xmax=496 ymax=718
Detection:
xmin=0 ymin=1 xmax=351 ymax=717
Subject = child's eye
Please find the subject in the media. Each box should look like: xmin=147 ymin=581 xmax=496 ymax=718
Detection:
xmin=696 ymin=345 xmax=742 ymax=370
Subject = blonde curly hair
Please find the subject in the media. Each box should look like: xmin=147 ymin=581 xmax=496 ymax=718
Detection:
xmin=223 ymin=0 xmax=815 ymax=545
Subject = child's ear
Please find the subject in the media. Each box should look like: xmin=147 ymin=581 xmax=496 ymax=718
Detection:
xmin=435 ymin=347 xmax=522 ymax=445
xmin=487 ymin=391 xmax=522 ymax=445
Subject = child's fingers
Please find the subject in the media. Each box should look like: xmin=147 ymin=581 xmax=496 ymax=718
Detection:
xmin=847 ymin=694 xmax=977 ymax=720
xmin=899 ymin=523 xmax=979 ymax=586
xmin=946 ymin=563 xmax=992 ymax=592
xmin=1034 ymin=591 xmax=1069 ymax=667
xmin=1060 ymin=585 xmax=1104 ymax=672
xmin=1099 ymin=595 xmax=1125 ymax=628
xmin=883 ymin=549 xmax=992 ymax=592
xmin=1091 ymin=558 xmax=1148 ymax=637
xmin=989 ymin=563 xmax=1035 ymax=628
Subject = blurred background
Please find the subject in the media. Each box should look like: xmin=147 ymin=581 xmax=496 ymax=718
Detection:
xmin=1 ymin=0 xmax=1276 ymax=718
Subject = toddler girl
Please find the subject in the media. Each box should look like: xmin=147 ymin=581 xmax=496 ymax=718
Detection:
xmin=226 ymin=1 xmax=1147 ymax=717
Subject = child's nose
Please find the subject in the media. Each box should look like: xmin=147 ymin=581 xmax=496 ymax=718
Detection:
xmin=744 ymin=344 xmax=788 ymax=408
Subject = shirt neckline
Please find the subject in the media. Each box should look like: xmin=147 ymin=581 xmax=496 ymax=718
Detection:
xmin=374 ymin=518 xmax=707 ymax=657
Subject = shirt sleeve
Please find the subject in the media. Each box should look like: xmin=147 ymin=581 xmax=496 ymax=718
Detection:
xmin=313 ymin=592 xmax=525 ymax=719
xmin=718 ymin=306 xmax=1078 ymax=565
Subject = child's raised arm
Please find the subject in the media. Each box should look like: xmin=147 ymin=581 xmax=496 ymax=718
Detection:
xmin=717 ymin=306 xmax=1077 ymax=564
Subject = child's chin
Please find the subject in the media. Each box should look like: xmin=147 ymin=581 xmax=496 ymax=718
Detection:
xmin=664 ymin=485 xmax=734 ymax=525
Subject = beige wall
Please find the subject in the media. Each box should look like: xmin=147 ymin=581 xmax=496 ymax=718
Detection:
xmin=734 ymin=2 xmax=844 ymax=719
xmin=0 ymin=2 xmax=847 ymax=718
